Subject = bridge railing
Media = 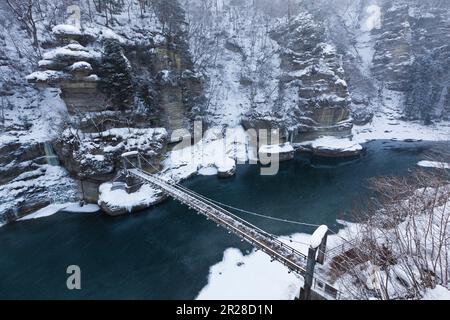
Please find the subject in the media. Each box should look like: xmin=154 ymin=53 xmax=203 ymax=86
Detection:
xmin=124 ymin=155 xmax=344 ymax=299
xmin=146 ymin=169 xmax=309 ymax=264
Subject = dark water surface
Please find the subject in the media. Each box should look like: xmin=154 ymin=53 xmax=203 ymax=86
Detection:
xmin=0 ymin=141 xmax=444 ymax=299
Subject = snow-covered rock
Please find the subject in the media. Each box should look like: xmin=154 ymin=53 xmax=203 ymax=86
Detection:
xmin=42 ymin=44 xmax=101 ymax=63
xmin=69 ymin=61 xmax=92 ymax=72
xmin=98 ymin=182 xmax=166 ymax=216
xmin=300 ymin=136 xmax=364 ymax=158
xmin=215 ymin=157 xmax=236 ymax=178
xmin=26 ymin=70 xmax=67 ymax=83
xmin=0 ymin=165 xmax=78 ymax=224
xmin=259 ymin=143 xmax=295 ymax=162
xmin=52 ymin=24 xmax=82 ymax=36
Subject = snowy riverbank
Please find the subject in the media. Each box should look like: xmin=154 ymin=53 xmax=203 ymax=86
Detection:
xmin=18 ymin=202 xmax=100 ymax=221
xmin=196 ymin=226 xmax=350 ymax=300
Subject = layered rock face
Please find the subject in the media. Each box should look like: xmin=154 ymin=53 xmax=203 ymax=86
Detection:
xmin=271 ymin=14 xmax=352 ymax=141
xmin=22 ymin=0 xmax=202 ymax=204
xmin=372 ymin=0 xmax=450 ymax=120
xmin=54 ymin=128 xmax=168 ymax=202
xmin=186 ymin=1 xmax=353 ymax=142
xmin=0 ymin=1 xmax=79 ymax=222
xmin=28 ymin=24 xmax=201 ymax=133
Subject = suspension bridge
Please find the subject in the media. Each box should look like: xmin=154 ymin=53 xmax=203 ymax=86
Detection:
xmin=121 ymin=151 xmax=346 ymax=300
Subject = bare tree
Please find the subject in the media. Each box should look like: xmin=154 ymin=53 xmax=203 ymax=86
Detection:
xmin=334 ymin=162 xmax=450 ymax=300
xmin=6 ymin=0 xmax=41 ymax=55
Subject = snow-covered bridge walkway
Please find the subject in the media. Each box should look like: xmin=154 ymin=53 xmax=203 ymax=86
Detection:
xmin=124 ymin=153 xmax=342 ymax=300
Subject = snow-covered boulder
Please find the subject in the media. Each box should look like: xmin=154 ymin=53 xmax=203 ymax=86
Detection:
xmin=98 ymin=182 xmax=166 ymax=216
xmin=54 ymin=128 xmax=168 ymax=201
xmin=51 ymin=24 xmax=96 ymax=43
xmin=70 ymin=61 xmax=92 ymax=72
xmin=0 ymin=165 xmax=78 ymax=224
xmin=26 ymin=70 xmax=67 ymax=84
xmin=300 ymin=136 xmax=364 ymax=158
xmin=215 ymin=157 xmax=236 ymax=178
xmin=259 ymin=143 xmax=295 ymax=162
xmin=99 ymin=28 xmax=126 ymax=44
xmin=69 ymin=61 xmax=93 ymax=77
xmin=42 ymin=42 xmax=101 ymax=67
xmin=52 ymin=24 xmax=82 ymax=37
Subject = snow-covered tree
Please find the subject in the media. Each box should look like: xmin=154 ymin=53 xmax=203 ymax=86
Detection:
xmin=100 ymin=39 xmax=133 ymax=110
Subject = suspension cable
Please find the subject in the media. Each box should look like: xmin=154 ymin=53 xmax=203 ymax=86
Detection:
xmin=125 ymin=153 xmax=353 ymax=245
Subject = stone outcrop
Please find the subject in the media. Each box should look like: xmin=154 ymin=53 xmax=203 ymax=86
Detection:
xmin=98 ymin=181 xmax=167 ymax=216
xmin=53 ymin=128 xmax=168 ymax=202
xmin=270 ymin=13 xmax=353 ymax=142
xmin=372 ymin=1 xmax=450 ymax=120
xmin=0 ymin=165 xmax=78 ymax=224
xmin=236 ymin=11 xmax=353 ymax=143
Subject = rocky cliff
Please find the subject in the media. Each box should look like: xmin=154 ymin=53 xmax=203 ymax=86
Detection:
xmin=1 ymin=0 xmax=449 ymax=222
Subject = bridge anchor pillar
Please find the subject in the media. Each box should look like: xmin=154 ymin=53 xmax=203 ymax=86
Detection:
xmin=299 ymin=225 xmax=329 ymax=300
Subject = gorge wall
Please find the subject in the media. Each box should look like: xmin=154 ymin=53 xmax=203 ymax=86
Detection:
xmin=0 ymin=0 xmax=449 ymax=222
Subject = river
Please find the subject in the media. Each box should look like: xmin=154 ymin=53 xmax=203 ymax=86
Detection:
xmin=0 ymin=140 xmax=445 ymax=299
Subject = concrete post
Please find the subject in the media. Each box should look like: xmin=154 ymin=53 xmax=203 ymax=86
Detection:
xmin=301 ymin=246 xmax=317 ymax=300
xmin=122 ymin=158 xmax=128 ymax=173
xmin=137 ymin=154 xmax=142 ymax=169
xmin=316 ymin=232 xmax=328 ymax=265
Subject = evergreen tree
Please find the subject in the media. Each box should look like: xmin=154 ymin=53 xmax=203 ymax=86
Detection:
xmin=405 ymin=54 xmax=434 ymax=122
xmin=100 ymin=39 xmax=133 ymax=111
xmin=153 ymin=0 xmax=186 ymax=34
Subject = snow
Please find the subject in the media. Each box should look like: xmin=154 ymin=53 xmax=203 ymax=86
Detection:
xmin=417 ymin=161 xmax=450 ymax=170
xmin=84 ymin=74 xmax=100 ymax=81
xmin=38 ymin=60 xmax=53 ymax=67
xmin=17 ymin=202 xmax=100 ymax=221
xmin=259 ymin=143 xmax=294 ymax=154
xmin=197 ymin=230 xmax=347 ymax=300
xmin=98 ymin=182 xmax=162 ymax=213
xmin=196 ymin=247 xmax=301 ymax=300
xmin=215 ymin=157 xmax=236 ymax=173
xmin=185 ymin=0 xmax=281 ymax=126
xmin=198 ymin=166 xmax=219 ymax=176
xmin=335 ymin=79 xmax=347 ymax=87
xmin=18 ymin=203 xmax=69 ymax=221
xmin=300 ymin=136 xmax=363 ymax=152
xmin=99 ymin=28 xmax=127 ymax=43
xmin=310 ymin=225 xmax=328 ymax=249
xmin=52 ymin=24 xmax=82 ymax=36
xmin=422 ymin=286 xmax=450 ymax=300
xmin=121 ymin=151 xmax=139 ymax=158
xmin=163 ymin=126 xmax=249 ymax=181
xmin=26 ymin=70 xmax=65 ymax=82
xmin=353 ymin=114 xmax=450 ymax=144
xmin=42 ymin=45 xmax=101 ymax=61
xmin=63 ymin=203 xmax=101 ymax=213
xmin=364 ymin=5 xmax=382 ymax=31
xmin=352 ymin=82 xmax=450 ymax=144
xmin=70 ymin=61 xmax=92 ymax=71
xmin=0 ymin=165 xmax=78 ymax=224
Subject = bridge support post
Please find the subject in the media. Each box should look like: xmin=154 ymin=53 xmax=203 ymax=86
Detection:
xmin=299 ymin=225 xmax=329 ymax=300
xmin=137 ymin=154 xmax=142 ymax=169
xmin=300 ymin=246 xmax=317 ymax=300
xmin=122 ymin=158 xmax=128 ymax=174
xmin=316 ymin=232 xmax=328 ymax=265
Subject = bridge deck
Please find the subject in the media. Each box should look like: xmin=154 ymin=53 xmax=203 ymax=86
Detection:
xmin=129 ymin=168 xmax=340 ymax=299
